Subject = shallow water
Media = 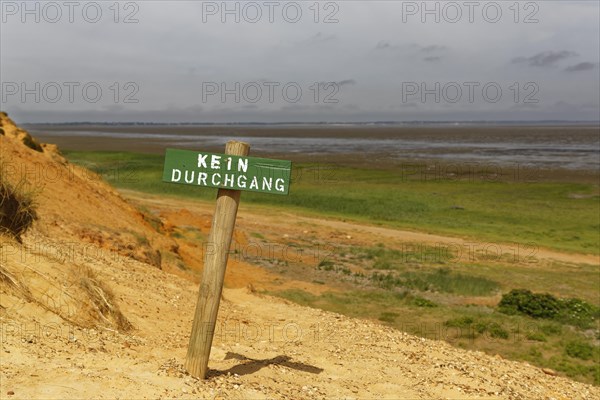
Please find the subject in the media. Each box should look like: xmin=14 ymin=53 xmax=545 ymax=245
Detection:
xmin=28 ymin=127 xmax=600 ymax=170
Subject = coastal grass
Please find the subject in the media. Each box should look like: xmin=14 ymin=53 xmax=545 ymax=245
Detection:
xmin=344 ymin=243 xmax=600 ymax=304
xmin=64 ymin=150 xmax=600 ymax=254
xmin=63 ymin=150 xmax=600 ymax=385
xmin=271 ymin=287 xmax=600 ymax=385
xmin=269 ymin=240 xmax=599 ymax=385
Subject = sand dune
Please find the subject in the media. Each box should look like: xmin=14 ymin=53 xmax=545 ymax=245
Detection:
xmin=1 ymin=115 xmax=598 ymax=399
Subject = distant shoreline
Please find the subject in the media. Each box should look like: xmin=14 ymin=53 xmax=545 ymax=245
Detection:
xmin=26 ymin=124 xmax=598 ymax=173
xmin=23 ymin=120 xmax=600 ymax=129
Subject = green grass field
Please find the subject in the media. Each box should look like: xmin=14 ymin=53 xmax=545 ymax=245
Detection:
xmin=65 ymin=150 xmax=600 ymax=254
xmin=64 ymin=150 xmax=600 ymax=385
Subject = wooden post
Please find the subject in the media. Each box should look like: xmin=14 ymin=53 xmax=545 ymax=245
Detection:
xmin=185 ymin=140 xmax=250 ymax=379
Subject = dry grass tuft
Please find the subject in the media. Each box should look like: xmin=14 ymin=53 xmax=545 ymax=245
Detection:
xmin=0 ymin=168 xmax=37 ymax=242
xmin=0 ymin=265 xmax=33 ymax=302
xmin=75 ymin=266 xmax=133 ymax=332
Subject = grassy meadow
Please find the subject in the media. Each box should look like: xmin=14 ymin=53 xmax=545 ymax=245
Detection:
xmin=65 ymin=151 xmax=599 ymax=254
xmin=65 ymin=150 xmax=600 ymax=384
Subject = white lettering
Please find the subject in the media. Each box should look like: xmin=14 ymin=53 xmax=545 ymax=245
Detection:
xmin=275 ymin=178 xmax=285 ymax=192
xmin=238 ymin=158 xmax=248 ymax=173
xmin=224 ymin=173 xmax=234 ymax=187
xmin=262 ymin=177 xmax=272 ymax=191
xmin=211 ymin=155 xmax=221 ymax=169
xmin=237 ymin=175 xmax=247 ymax=188
xmin=184 ymin=170 xmax=195 ymax=184
xmin=212 ymin=173 xmax=221 ymax=186
xmin=198 ymin=172 xmax=208 ymax=185
xmin=198 ymin=154 xmax=208 ymax=168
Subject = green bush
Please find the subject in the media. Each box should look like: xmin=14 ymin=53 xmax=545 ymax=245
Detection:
xmin=557 ymin=298 xmax=600 ymax=329
xmin=487 ymin=322 xmax=509 ymax=339
xmin=412 ymin=296 xmax=437 ymax=308
xmin=498 ymin=289 xmax=561 ymax=318
xmin=565 ymin=341 xmax=595 ymax=360
xmin=498 ymin=289 xmax=599 ymax=329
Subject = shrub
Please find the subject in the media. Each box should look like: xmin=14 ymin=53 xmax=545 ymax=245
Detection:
xmin=0 ymin=171 xmax=37 ymax=241
xmin=444 ymin=316 xmax=474 ymax=328
xmin=498 ymin=289 xmax=599 ymax=329
xmin=557 ymin=298 xmax=600 ymax=329
xmin=487 ymin=322 xmax=509 ymax=339
xmin=565 ymin=340 xmax=595 ymax=360
xmin=412 ymin=296 xmax=437 ymax=308
xmin=498 ymin=289 xmax=561 ymax=319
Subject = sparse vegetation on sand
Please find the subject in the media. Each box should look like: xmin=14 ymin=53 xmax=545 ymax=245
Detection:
xmin=74 ymin=266 xmax=133 ymax=332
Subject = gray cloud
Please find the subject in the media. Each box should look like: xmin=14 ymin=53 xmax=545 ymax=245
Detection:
xmin=316 ymin=79 xmax=356 ymax=88
xmin=420 ymin=45 xmax=446 ymax=53
xmin=374 ymin=40 xmax=409 ymax=52
xmin=299 ymin=32 xmax=337 ymax=46
xmin=336 ymin=79 xmax=356 ymax=86
xmin=0 ymin=2 xmax=598 ymax=122
xmin=375 ymin=41 xmax=392 ymax=50
xmin=512 ymin=50 xmax=578 ymax=67
xmin=565 ymin=62 xmax=597 ymax=72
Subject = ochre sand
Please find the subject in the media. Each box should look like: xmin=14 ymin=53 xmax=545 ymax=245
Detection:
xmin=1 ymin=116 xmax=598 ymax=398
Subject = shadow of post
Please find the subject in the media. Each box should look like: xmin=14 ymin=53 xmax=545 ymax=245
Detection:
xmin=207 ymin=352 xmax=324 ymax=378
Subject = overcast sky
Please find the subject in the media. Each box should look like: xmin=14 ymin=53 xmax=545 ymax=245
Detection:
xmin=1 ymin=0 xmax=599 ymax=122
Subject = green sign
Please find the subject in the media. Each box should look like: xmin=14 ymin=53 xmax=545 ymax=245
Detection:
xmin=163 ymin=148 xmax=291 ymax=195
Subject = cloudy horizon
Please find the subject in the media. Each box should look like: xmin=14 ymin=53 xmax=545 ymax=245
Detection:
xmin=1 ymin=0 xmax=599 ymax=123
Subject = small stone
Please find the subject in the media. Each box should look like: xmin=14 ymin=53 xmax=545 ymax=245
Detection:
xmin=7 ymin=391 xmax=15 ymax=396
xmin=542 ymin=368 xmax=558 ymax=376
